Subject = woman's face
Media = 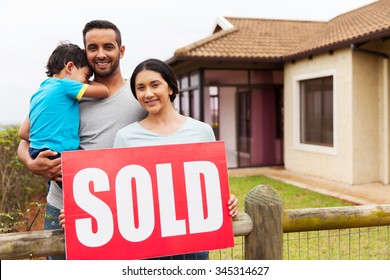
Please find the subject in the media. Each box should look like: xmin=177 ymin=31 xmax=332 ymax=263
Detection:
xmin=134 ymin=70 xmax=173 ymax=114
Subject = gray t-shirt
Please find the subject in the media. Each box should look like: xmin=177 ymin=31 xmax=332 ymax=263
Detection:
xmin=47 ymin=81 xmax=147 ymax=209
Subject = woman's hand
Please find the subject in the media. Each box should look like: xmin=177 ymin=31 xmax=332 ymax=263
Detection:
xmin=59 ymin=209 xmax=65 ymax=229
xmin=228 ymin=194 xmax=238 ymax=217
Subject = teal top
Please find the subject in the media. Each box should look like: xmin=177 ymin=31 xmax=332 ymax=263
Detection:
xmin=113 ymin=117 xmax=215 ymax=148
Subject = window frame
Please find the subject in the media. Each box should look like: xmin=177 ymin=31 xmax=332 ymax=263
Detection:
xmin=293 ymin=70 xmax=337 ymax=155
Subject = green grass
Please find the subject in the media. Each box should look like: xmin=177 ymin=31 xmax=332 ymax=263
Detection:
xmin=284 ymin=227 xmax=390 ymax=260
xmin=212 ymin=175 xmax=390 ymax=260
xmin=228 ymin=175 xmax=352 ymax=211
xmin=210 ymin=175 xmax=356 ymax=260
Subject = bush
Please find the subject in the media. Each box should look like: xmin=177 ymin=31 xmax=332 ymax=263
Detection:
xmin=0 ymin=125 xmax=47 ymax=213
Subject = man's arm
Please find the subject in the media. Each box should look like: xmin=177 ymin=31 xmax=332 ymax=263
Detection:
xmin=17 ymin=139 xmax=62 ymax=180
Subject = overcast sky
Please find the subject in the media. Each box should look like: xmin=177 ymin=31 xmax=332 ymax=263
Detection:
xmin=0 ymin=0 xmax=376 ymax=125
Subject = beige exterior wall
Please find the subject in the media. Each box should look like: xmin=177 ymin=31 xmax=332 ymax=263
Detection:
xmin=351 ymin=50 xmax=379 ymax=184
xmin=284 ymin=46 xmax=388 ymax=185
xmin=372 ymin=40 xmax=390 ymax=184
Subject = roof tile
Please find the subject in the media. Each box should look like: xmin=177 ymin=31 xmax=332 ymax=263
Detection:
xmin=173 ymin=0 xmax=390 ymax=61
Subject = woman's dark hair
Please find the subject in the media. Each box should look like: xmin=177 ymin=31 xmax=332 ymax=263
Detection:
xmin=130 ymin=58 xmax=179 ymax=102
xmin=82 ymin=20 xmax=122 ymax=47
xmin=45 ymin=42 xmax=88 ymax=77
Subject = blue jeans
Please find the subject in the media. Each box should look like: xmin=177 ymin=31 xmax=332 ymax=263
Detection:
xmin=148 ymin=251 xmax=209 ymax=260
xmin=44 ymin=203 xmax=65 ymax=260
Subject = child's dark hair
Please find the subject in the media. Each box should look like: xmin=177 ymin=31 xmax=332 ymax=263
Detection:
xmin=45 ymin=42 xmax=88 ymax=77
xmin=130 ymin=58 xmax=179 ymax=102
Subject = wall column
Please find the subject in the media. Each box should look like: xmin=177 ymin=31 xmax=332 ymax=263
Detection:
xmin=383 ymin=58 xmax=389 ymax=184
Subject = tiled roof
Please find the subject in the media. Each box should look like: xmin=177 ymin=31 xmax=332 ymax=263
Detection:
xmin=290 ymin=0 xmax=390 ymax=58
xmin=175 ymin=18 xmax=325 ymax=60
xmin=172 ymin=0 xmax=390 ymax=62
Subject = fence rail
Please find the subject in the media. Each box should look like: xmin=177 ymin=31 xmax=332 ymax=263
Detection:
xmin=1 ymin=185 xmax=390 ymax=260
xmin=283 ymin=204 xmax=390 ymax=232
xmin=0 ymin=212 xmax=253 ymax=260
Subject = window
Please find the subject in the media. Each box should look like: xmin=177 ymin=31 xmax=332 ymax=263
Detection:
xmin=180 ymin=91 xmax=189 ymax=116
xmin=299 ymin=76 xmax=333 ymax=147
xmin=190 ymin=89 xmax=201 ymax=120
xmin=178 ymin=71 xmax=201 ymax=120
xmin=207 ymin=86 xmax=219 ymax=139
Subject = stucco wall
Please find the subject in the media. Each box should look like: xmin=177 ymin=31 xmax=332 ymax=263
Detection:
xmin=362 ymin=40 xmax=390 ymax=184
xmin=375 ymin=40 xmax=390 ymax=184
xmin=351 ymin=50 xmax=380 ymax=184
xmin=284 ymin=47 xmax=382 ymax=185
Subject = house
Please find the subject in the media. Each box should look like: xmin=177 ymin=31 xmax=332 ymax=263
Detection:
xmin=166 ymin=0 xmax=390 ymax=186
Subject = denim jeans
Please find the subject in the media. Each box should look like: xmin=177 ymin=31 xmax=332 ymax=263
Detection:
xmin=44 ymin=203 xmax=65 ymax=260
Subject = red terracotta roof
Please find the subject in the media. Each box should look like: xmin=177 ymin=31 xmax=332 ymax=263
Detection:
xmin=171 ymin=0 xmax=390 ymax=62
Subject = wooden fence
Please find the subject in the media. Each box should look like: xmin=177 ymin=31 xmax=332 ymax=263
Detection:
xmin=1 ymin=184 xmax=390 ymax=260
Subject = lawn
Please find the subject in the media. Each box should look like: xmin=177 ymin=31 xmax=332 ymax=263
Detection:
xmin=210 ymin=175 xmax=357 ymax=260
xmin=228 ymin=175 xmax=352 ymax=211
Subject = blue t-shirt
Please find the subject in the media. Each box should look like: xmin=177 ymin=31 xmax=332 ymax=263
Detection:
xmin=29 ymin=77 xmax=88 ymax=152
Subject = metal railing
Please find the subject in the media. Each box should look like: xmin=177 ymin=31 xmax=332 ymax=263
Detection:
xmin=284 ymin=226 xmax=390 ymax=260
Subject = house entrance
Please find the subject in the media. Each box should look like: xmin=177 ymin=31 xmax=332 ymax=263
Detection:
xmin=237 ymin=88 xmax=283 ymax=167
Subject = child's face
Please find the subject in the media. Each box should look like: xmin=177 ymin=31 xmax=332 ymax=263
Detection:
xmin=70 ymin=66 xmax=91 ymax=83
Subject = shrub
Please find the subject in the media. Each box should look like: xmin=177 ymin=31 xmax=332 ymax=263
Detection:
xmin=0 ymin=125 xmax=47 ymax=213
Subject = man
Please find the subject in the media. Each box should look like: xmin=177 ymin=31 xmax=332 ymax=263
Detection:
xmin=17 ymin=20 xmax=146 ymax=259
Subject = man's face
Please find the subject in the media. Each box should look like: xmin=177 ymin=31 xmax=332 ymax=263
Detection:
xmin=84 ymin=28 xmax=124 ymax=78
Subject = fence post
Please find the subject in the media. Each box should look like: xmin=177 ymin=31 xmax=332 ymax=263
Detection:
xmin=244 ymin=184 xmax=283 ymax=260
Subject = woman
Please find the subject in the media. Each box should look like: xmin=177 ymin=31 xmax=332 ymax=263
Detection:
xmin=114 ymin=58 xmax=238 ymax=260
xmin=60 ymin=58 xmax=238 ymax=260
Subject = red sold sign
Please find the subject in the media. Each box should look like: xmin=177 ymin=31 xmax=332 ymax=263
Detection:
xmin=62 ymin=141 xmax=234 ymax=260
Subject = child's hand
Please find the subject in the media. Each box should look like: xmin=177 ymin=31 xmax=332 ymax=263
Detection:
xmin=228 ymin=194 xmax=238 ymax=217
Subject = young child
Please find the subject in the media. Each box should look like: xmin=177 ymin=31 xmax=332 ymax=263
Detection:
xmin=19 ymin=42 xmax=109 ymax=188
